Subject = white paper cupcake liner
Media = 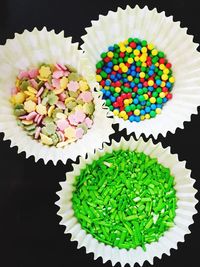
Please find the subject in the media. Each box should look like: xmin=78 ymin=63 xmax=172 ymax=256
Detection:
xmin=81 ymin=5 xmax=200 ymax=138
xmin=0 ymin=27 xmax=114 ymax=164
xmin=56 ymin=136 xmax=197 ymax=266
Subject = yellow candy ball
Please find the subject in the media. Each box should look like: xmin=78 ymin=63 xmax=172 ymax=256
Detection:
xmin=150 ymin=97 xmax=156 ymax=104
xmin=124 ymin=40 xmax=129 ymax=45
xmin=107 ymin=51 xmax=114 ymax=58
xmin=147 ymin=43 xmax=154 ymax=50
xmin=96 ymin=75 xmax=102 ymax=82
xmin=104 ymin=86 xmax=109 ymax=90
xmin=143 ymin=94 xmax=149 ymax=100
xmin=133 ymin=49 xmax=140 ymax=56
xmin=148 ymin=80 xmax=154 ymax=86
xmin=139 ymin=72 xmax=145 ymax=78
xmin=155 ymin=62 xmax=159 ymax=67
xmin=141 ymin=47 xmax=147 ymax=53
xmin=163 ymin=68 xmax=169 ymax=74
xmin=140 ymin=115 xmax=145 ymax=121
xmin=169 ymin=77 xmax=175 ymax=83
xmin=126 ymin=47 xmax=132 ymax=53
xmin=160 ymin=81 xmax=166 ymax=87
xmin=124 ymin=99 xmax=130 ymax=106
xmin=120 ymin=46 xmax=126 ymax=52
xmin=141 ymin=62 xmax=147 ymax=67
xmin=140 ymin=55 xmax=147 ymax=63
xmin=161 ymin=74 xmax=168 ymax=81
xmin=156 ymin=108 xmax=162 ymax=114
xmin=134 ymin=56 xmax=140 ymax=62
xmin=159 ymin=92 xmax=165 ymax=98
xmin=134 ymin=109 xmax=140 ymax=116
xmin=113 ymin=65 xmax=119 ymax=71
xmin=127 ymin=58 xmax=134 ymax=64
xmin=124 ymin=115 xmax=128 ymax=120
xmin=151 ymin=49 xmax=158 ymax=56
xmin=113 ymin=109 xmax=119 ymax=116
xmin=145 ymin=114 xmax=150 ymax=119
xmin=159 ymin=64 xmax=165 ymax=70
xmin=127 ymin=75 xmax=133 ymax=81
xmin=122 ymin=66 xmax=128 ymax=73
xmin=129 ymin=98 xmax=133 ymax=104
xmin=115 ymin=87 xmax=121 ymax=93
xmin=119 ymin=63 xmax=125 ymax=68
xmin=119 ymin=111 xmax=126 ymax=118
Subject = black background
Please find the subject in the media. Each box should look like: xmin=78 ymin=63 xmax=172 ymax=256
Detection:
xmin=0 ymin=0 xmax=200 ymax=266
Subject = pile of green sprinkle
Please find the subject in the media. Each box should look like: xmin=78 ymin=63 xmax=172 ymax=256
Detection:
xmin=72 ymin=150 xmax=177 ymax=250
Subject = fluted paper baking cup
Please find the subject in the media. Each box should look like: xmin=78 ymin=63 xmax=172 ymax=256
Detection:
xmin=0 ymin=28 xmax=114 ymax=164
xmin=56 ymin=136 xmax=197 ymax=266
xmin=81 ymin=5 xmax=200 ymax=138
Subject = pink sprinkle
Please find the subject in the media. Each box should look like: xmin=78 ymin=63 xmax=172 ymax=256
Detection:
xmin=85 ymin=117 xmax=93 ymax=128
xmin=37 ymin=115 xmax=43 ymax=125
xmin=75 ymin=110 xmax=86 ymax=123
xmin=58 ymin=131 xmax=65 ymax=142
xmin=28 ymin=68 xmax=39 ymax=79
xmin=52 ymin=78 xmax=60 ymax=89
xmin=56 ymin=101 xmax=66 ymax=110
xmin=34 ymin=127 xmax=41 ymax=139
xmin=58 ymin=93 xmax=66 ymax=102
xmin=55 ymin=63 xmax=67 ymax=71
xmin=75 ymin=128 xmax=84 ymax=139
xmin=36 ymin=87 xmax=44 ymax=97
xmin=18 ymin=70 xmax=29 ymax=79
xmin=45 ymin=82 xmax=53 ymax=90
xmin=26 ymin=111 xmax=37 ymax=121
xmin=80 ymin=91 xmax=93 ymax=102
xmin=37 ymin=97 xmax=41 ymax=104
xmin=63 ymin=71 xmax=70 ymax=77
xmin=34 ymin=114 xmax=40 ymax=122
xmin=67 ymin=81 xmax=79 ymax=92
xmin=19 ymin=115 xmax=27 ymax=120
xmin=30 ymin=79 xmax=38 ymax=89
xmin=11 ymin=87 xmax=18 ymax=95
xmin=68 ymin=113 xmax=78 ymax=126
xmin=52 ymin=70 xmax=64 ymax=79
xmin=56 ymin=119 xmax=69 ymax=131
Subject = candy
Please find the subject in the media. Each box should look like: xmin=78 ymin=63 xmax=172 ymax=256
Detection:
xmin=10 ymin=63 xmax=95 ymax=146
xmin=96 ymin=38 xmax=174 ymax=122
xmin=72 ymin=150 xmax=177 ymax=250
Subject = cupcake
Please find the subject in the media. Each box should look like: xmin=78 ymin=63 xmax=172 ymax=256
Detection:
xmin=0 ymin=28 xmax=114 ymax=164
xmin=81 ymin=5 xmax=200 ymax=138
xmin=56 ymin=136 xmax=197 ymax=266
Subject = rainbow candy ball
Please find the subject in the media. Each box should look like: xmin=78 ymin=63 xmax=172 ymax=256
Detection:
xmin=96 ymin=37 xmax=174 ymax=122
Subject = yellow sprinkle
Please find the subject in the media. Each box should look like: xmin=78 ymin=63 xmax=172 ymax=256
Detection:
xmin=15 ymin=79 xmax=20 ymax=88
xmin=27 ymin=86 xmax=37 ymax=94
xmin=113 ymin=65 xmax=119 ymax=71
xmin=24 ymin=90 xmax=35 ymax=97
xmin=24 ymin=100 xmax=36 ymax=113
xmin=147 ymin=43 xmax=154 ymax=50
xmin=64 ymin=126 xmax=76 ymax=138
xmin=48 ymin=105 xmax=55 ymax=117
xmin=56 ymin=112 xmax=67 ymax=119
xmin=22 ymin=120 xmax=33 ymax=125
xmin=26 ymin=96 xmax=37 ymax=102
xmin=36 ymin=104 xmax=47 ymax=115
xmin=13 ymin=92 xmax=26 ymax=104
xmin=54 ymin=88 xmax=64 ymax=95
xmin=65 ymin=97 xmax=75 ymax=105
xmin=169 ymin=77 xmax=175 ymax=83
xmin=79 ymin=80 xmax=89 ymax=91
xmin=60 ymin=76 xmax=68 ymax=90
xmin=40 ymin=133 xmax=53 ymax=145
xmin=75 ymin=104 xmax=83 ymax=111
xmin=115 ymin=87 xmax=121 ymax=93
xmin=96 ymin=75 xmax=102 ymax=82
xmin=107 ymin=51 xmax=114 ymax=58
xmin=113 ymin=109 xmax=119 ymax=116
xmin=39 ymin=66 xmax=51 ymax=79
xmin=127 ymin=58 xmax=134 ymax=64
xmin=56 ymin=138 xmax=76 ymax=148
